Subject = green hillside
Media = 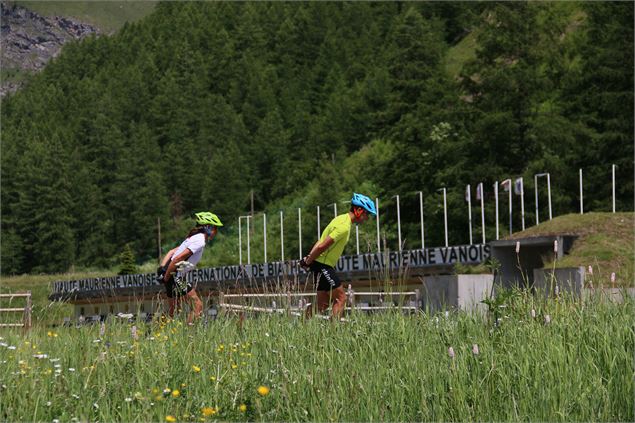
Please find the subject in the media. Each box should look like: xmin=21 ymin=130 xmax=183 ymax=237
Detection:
xmin=1 ymin=2 xmax=632 ymax=276
xmin=12 ymin=0 xmax=157 ymax=32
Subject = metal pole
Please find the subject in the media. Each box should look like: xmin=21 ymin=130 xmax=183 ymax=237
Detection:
xmin=316 ymin=205 xmax=321 ymax=240
xmin=298 ymin=208 xmax=302 ymax=259
xmin=547 ymin=173 xmax=552 ymax=220
xmin=247 ymin=216 xmax=251 ymax=264
xmin=479 ymin=182 xmax=485 ymax=244
xmin=467 ymin=184 xmax=472 ymax=245
xmin=507 ymin=180 xmax=512 ymax=236
xmin=612 ymin=164 xmax=616 ymax=213
xmin=280 ymin=211 xmax=284 ymax=261
xmin=579 ymin=169 xmax=583 ymax=214
xmin=443 ymin=188 xmax=448 ymax=247
xmin=494 ymin=181 xmax=499 ymax=240
xmin=355 ymin=225 xmax=359 ymax=254
xmin=394 ymin=195 xmax=402 ymax=251
xmin=418 ymin=191 xmax=425 ymax=250
xmin=519 ymin=178 xmax=525 ymax=230
xmin=333 ymin=203 xmax=337 ymax=217
xmin=535 ymin=174 xmax=539 ymax=225
xmin=263 ymin=213 xmax=267 ymax=262
xmin=375 ymin=198 xmax=381 ymax=253
xmin=238 ymin=217 xmax=242 ymax=265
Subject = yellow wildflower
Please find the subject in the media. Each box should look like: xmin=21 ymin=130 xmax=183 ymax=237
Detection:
xmin=171 ymin=389 xmax=180 ymax=398
xmin=165 ymin=415 xmax=176 ymax=422
xmin=239 ymin=404 xmax=247 ymax=412
xmin=231 ymin=363 xmax=238 ymax=369
xmin=201 ymin=407 xmax=217 ymax=416
xmin=257 ymin=386 xmax=270 ymax=396
xmin=192 ymin=365 xmax=201 ymax=373
xmin=209 ymin=376 xmax=216 ymax=381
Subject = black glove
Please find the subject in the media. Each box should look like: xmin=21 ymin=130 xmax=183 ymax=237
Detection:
xmin=299 ymin=256 xmax=310 ymax=270
xmin=156 ymin=265 xmax=167 ymax=283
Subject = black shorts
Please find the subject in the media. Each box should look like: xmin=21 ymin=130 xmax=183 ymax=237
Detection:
xmin=309 ymin=261 xmax=341 ymax=291
xmin=164 ymin=276 xmax=193 ymax=298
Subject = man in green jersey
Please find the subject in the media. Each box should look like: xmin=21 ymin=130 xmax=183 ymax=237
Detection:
xmin=300 ymin=193 xmax=377 ymax=318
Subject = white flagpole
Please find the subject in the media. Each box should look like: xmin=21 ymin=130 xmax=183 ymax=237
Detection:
xmin=280 ymin=211 xmax=284 ymax=261
xmin=479 ymin=183 xmax=485 ymax=244
xmin=393 ymin=195 xmax=402 ymax=251
xmin=494 ymin=181 xmax=499 ymax=240
xmin=418 ymin=191 xmax=425 ymax=250
xmin=375 ymin=198 xmax=381 ymax=253
xmin=547 ymin=173 xmax=552 ymax=220
xmin=247 ymin=216 xmax=251 ymax=264
xmin=519 ymin=178 xmax=525 ymax=230
xmin=436 ymin=188 xmax=448 ymax=247
xmin=443 ymin=188 xmax=448 ymax=247
xmin=263 ymin=213 xmax=267 ymax=262
xmin=298 ymin=208 xmax=302 ymax=259
xmin=612 ymin=164 xmax=616 ymax=213
xmin=505 ymin=179 xmax=512 ymax=236
xmin=579 ymin=169 xmax=583 ymax=214
xmin=467 ymin=184 xmax=473 ymax=245
xmin=238 ymin=217 xmax=242 ymax=265
xmin=534 ymin=174 xmax=540 ymax=225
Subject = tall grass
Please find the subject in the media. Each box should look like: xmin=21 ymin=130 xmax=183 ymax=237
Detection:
xmin=0 ymin=292 xmax=632 ymax=422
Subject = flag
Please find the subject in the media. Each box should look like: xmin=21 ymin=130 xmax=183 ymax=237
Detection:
xmin=476 ymin=183 xmax=482 ymax=201
xmin=514 ymin=177 xmax=523 ymax=195
xmin=501 ymin=179 xmax=512 ymax=192
xmin=465 ymin=185 xmax=471 ymax=202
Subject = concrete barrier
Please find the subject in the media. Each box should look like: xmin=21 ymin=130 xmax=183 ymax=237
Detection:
xmin=533 ymin=267 xmax=635 ymax=302
xmin=420 ymin=274 xmax=493 ymax=314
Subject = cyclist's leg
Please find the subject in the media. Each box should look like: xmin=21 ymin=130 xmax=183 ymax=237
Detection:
xmin=331 ymin=286 xmax=347 ymax=318
xmin=185 ymin=288 xmax=203 ymax=323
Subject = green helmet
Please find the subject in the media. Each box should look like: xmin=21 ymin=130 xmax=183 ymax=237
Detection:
xmin=194 ymin=211 xmax=223 ymax=227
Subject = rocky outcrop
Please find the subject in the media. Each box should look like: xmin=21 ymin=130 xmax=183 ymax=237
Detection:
xmin=1 ymin=1 xmax=99 ymax=97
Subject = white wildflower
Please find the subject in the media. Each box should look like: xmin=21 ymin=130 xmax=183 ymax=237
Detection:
xmin=544 ymin=315 xmax=551 ymax=324
xmin=472 ymin=344 xmax=479 ymax=355
xmin=515 ymin=241 xmax=520 ymax=253
xmin=531 ymin=309 xmax=536 ymax=318
xmin=448 ymin=347 xmax=455 ymax=359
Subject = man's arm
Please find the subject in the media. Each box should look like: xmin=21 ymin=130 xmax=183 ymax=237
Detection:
xmin=303 ymin=236 xmax=335 ymax=265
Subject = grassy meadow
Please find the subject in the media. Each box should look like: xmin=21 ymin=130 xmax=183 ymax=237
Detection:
xmin=0 ymin=290 xmax=632 ymax=422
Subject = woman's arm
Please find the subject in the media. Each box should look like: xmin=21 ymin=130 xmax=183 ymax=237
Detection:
xmin=163 ymin=249 xmax=193 ymax=283
xmin=160 ymin=248 xmax=178 ymax=268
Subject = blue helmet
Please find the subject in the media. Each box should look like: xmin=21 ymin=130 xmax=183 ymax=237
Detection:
xmin=351 ymin=193 xmax=377 ymax=216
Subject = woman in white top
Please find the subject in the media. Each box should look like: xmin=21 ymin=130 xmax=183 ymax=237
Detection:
xmin=157 ymin=211 xmax=223 ymax=323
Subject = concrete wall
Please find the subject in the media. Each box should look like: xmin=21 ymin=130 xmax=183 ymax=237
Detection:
xmin=533 ymin=267 xmax=635 ymax=302
xmin=533 ymin=267 xmax=584 ymax=296
xmin=421 ymin=274 xmax=493 ymax=314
